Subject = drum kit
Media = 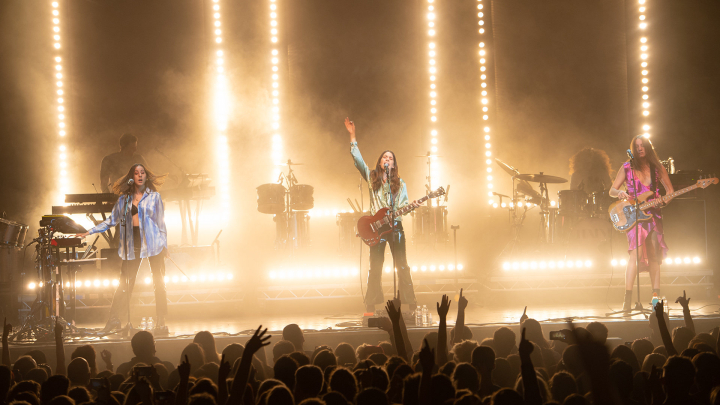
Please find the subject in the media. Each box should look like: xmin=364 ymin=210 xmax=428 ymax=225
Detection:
xmin=257 ymin=160 xmax=314 ymax=251
xmin=494 ymin=158 xmax=612 ymax=258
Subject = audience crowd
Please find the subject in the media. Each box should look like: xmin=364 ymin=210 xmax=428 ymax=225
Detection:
xmin=1 ymin=289 xmax=718 ymax=405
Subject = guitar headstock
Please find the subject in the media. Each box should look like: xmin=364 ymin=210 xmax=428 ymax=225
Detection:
xmin=429 ymin=186 xmax=446 ymax=199
xmin=697 ymin=178 xmax=719 ymax=189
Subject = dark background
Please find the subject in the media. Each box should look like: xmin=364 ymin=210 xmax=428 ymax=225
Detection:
xmin=1 ymin=0 xmax=718 ymax=281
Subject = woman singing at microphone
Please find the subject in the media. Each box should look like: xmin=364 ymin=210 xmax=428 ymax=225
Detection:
xmin=77 ymin=164 xmax=168 ymax=332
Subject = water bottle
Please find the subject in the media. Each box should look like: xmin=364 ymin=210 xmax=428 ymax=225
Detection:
xmin=651 ymin=293 xmax=659 ymax=310
xmin=427 ymin=312 xmax=434 ymax=326
xmin=140 ymin=317 xmax=147 ymax=330
xmin=147 ymin=317 xmax=154 ymax=330
xmin=421 ymin=305 xmax=428 ymax=326
xmin=415 ymin=308 xmax=422 ymax=326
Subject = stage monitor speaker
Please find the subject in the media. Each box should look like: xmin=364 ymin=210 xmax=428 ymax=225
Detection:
xmin=661 ymin=197 xmax=707 ymax=259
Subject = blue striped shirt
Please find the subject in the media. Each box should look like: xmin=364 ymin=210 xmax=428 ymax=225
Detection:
xmin=88 ymin=189 xmax=167 ymax=260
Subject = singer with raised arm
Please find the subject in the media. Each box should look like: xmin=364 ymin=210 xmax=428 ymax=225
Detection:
xmin=609 ymin=136 xmax=674 ymax=312
xmin=345 ymin=117 xmax=420 ymax=313
xmin=77 ymin=164 xmax=169 ymax=332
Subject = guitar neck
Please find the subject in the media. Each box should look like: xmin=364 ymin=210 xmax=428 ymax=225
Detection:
xmin=640 ymin=183 xmax=698 ymax=210
xmin=391 ymin=194 xmax=430 ymax=218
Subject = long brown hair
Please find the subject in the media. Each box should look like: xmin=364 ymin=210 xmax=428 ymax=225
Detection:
xmin=629 ymin=135 xmax=663 ymax=172
xmin=111 ymin=164 xmax=167 ymax=195
xmin=370 ymin=150 xmax=401 ymax=194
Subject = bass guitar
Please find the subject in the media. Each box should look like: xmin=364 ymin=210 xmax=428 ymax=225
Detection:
xmin=609 ymin=177 xmax=718 ymax=232
xmin=357 ymin=187 xmax=445 ymax=246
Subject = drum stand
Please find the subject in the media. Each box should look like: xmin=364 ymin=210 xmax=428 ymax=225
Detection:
xmin=11 ymin=227 xmax=75 ymax=342
xmin=536 ymin=180 xmax=552 ymax=244
xmin=494 ymin=176 xmax=529 ymax=263
xmin=275 ymin=160 xmax=310 ymax=255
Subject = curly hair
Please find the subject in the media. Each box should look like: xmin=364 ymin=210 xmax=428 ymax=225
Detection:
xmin=569 ymin=147 xmax=613 ymax=179
xmin=111 ymin=164 xmax=167 ymax=195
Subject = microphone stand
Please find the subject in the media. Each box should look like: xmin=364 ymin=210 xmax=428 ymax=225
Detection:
xmin=120 ymin=188 xmax=134 ymax=335
xmin=387 ymin=165 xmax=397 ymax=301
xmin=629 ymin=156 xmax=651 ymax=317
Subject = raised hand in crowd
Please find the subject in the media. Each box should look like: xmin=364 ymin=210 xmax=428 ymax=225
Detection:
xmin=518 ymin=328 xmax=542 ymax=405
xmin=385 ymin=296 xmax=408 ymax=362
xmin=391 ymin=291 xmax=414 ymax=357
xmin=452 ymin=288 xmax=468 ymax=345
xmin=101 ymin=349 xmax=113 ymax=372
xmin=228 ymin=326 xmax=270 ymax=405
xmin=175 ymin=355 xmax=191 ymax=405
xmin=654 ymin=300 xmax=678 ymax=356
xmin=675 ymin=289 xmax=695 ymax=333
xmin=436 ymin=294 xmax=451 ymax=365
xmin=520 ymin=305 xmax=529 ymax=324
xmin=2 ymin=317 xmax=10 ymax=367
xmin=418 ymin=339 xmax=435 ymax=405
xmin=217 ymin=353 xmax=231 ymax=405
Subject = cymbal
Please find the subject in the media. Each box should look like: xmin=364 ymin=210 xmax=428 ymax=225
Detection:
xmin=495 ymin=158 xmax=519 ymax=176
xmin=517 ymin=180 xmax=542 ymax=199
xmin=515 ymin=173 xmax=568 ymax=184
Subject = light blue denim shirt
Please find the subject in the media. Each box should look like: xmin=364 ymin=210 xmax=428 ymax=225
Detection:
xmin=350 ymin=142 xmax=409 ymax=220
xmin=88 ymin=189 xmax=167 ymax=259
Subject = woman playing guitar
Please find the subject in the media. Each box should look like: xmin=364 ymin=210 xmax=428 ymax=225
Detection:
xmin=344 ymin=117 xmax=420 ymax=313
xmin=609 ymin=135 xmax=674 ymax=311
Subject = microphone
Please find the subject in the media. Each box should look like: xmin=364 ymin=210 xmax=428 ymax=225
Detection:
xmin=127 ymin=179 xmax=134 ymax=186
xmin=384 ymin=163 xmax=389 ymax=171
xmin=626 ymin=149 xmax=634 ymax=160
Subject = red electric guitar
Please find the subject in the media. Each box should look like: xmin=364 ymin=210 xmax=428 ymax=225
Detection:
xmin=357 ymin=187 xmax=445 ymax=247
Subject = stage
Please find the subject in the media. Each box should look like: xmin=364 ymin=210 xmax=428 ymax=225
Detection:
xmin=8 ymin=298 xmax=720 ymax=370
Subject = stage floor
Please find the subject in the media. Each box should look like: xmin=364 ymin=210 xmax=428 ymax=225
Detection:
xmin=72 ymin=299 xmax=720 ymax=337
xmin=8 ymin=300 xmax=720 ymax=367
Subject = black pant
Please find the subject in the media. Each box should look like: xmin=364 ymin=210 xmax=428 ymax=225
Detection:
xmin=109 ymin=229 xmax=167 ymax=320
xmin=365 ymin=222 xmax=417 ymax=310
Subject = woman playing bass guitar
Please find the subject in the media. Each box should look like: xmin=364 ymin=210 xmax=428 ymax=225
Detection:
xmin=610 ymin=135 xmax=674 ymax=312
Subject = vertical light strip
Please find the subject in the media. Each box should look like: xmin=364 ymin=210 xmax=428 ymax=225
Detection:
xmin=426 ymin=0 xmax=440 ymax=194
xmin=211 ymin=0 xmax=231 ymax=220
xmin=269 ymin=0 xmax=283 ymax=181
xmin=52 ymin=1 xmax=68 ymax=203
xmin=476 ymin=0 xmax=493 ymax=205
xmin=638 ymin=0 xmax=651 ymax=138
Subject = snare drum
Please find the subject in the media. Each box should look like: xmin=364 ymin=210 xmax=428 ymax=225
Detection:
xmin=290 ymin=184 xmax=314 ymax=211
xmin=558 ymin=190 xmax=588 ymax=217
xmin=257 ymin=184 xmax=286 ymax=214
